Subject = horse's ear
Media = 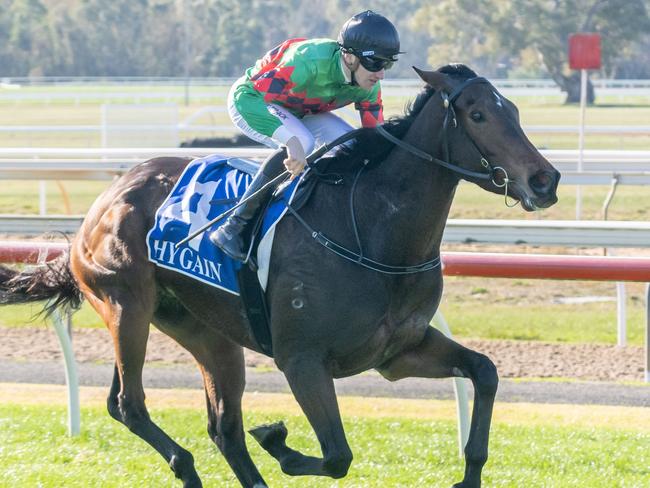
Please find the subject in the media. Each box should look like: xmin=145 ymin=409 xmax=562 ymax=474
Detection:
xmin=412 ymin=66 xmax=452 ymax=92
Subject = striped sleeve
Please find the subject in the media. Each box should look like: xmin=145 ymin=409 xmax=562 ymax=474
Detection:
xmin=355 ymin=84 xmax=384 ymax=128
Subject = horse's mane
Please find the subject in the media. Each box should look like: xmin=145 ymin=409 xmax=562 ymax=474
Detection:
xmin=326 ymin=64 xmax=478 ymax=172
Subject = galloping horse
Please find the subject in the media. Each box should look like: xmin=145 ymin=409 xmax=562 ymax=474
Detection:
xmin=1 ymin=65 xmax=559 ymax=487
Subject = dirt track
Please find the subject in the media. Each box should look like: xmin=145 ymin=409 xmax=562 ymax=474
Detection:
xmin=1 ymin=325 xmax=645 ymax=382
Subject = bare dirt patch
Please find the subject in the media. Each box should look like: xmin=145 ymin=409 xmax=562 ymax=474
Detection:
xmin=1 ymin=326 xmax=645 ymax=382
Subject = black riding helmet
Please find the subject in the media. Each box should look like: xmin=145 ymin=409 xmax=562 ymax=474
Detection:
xmin=338 ymin=10 xmax=403 ymax=71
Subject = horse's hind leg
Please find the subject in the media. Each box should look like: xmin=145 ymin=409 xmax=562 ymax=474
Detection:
xmin=376 ymin=326 xmax=498 ymax=488
xmin=102 ymin=293 xmax=202 ymax=487
xmin=249 ymin=355 xmax=352 ymax=479
xmin=160 ymin=322 xmax=267 ymax=488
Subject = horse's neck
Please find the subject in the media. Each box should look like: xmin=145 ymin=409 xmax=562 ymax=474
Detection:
xmin=362 ymin=98 xmax=458 ymax=260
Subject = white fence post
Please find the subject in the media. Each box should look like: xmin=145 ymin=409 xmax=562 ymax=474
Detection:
xmin=51 ymin=308 xmax=80 ymax=436
xmin=432 ymin=311 xmax=470 ymax=458
xmin=616 ymin=283 xmax=627 ymax=347
xmin=38 ymin=181 xmax=47 ymax=215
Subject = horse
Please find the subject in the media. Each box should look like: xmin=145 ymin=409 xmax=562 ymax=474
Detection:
xmin=0 ymin=64 xmax=559 ymax=488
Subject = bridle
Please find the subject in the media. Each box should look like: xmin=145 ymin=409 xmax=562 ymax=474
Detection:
xmin=286 ymin=76 xmax=517 ymax=275
xmin=375 ymin=76 xmax=510 ymax=194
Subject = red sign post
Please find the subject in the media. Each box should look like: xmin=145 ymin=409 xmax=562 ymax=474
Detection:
xmin=568 ymin=33 xmax=601 ymax=219
xmin=569 ymin=33 xmax=602 ymax=70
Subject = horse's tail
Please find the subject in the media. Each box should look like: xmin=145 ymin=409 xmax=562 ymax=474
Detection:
xmin=0 ymin=251 xmax=83 ymax=317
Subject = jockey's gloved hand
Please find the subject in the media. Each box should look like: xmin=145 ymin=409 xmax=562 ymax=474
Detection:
xmin=284 ymin=136 xmax=308 ymax=179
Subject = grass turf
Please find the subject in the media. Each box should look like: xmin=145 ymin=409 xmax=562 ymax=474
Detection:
xmin=1 ymin=386 xmax=649 ymax=487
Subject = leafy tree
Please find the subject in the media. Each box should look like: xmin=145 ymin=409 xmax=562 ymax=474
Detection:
xmin=4 ymin=0 xmax=50 ymax=75
xmin=411 ymin=0 xmax=509 ymax=77
xmin=615 ymin=33 xmax=650 ymax=79
xmin=1 ymin=0 xmax=649 ymax=82
xmin=197 ymin=0 xmax=289 ymax=77
xmin=413 ymin=0 xmax=650 ymax=103
xmin=0 ymin=2 xmax=14 ymax=74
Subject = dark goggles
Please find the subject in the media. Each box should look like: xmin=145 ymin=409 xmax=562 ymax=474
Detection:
xmin=357 ymin=55 xmax=395 ymax=72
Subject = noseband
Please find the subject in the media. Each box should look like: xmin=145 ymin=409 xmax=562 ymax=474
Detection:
xmin=375 ymin=77 xmax=510 ymax=192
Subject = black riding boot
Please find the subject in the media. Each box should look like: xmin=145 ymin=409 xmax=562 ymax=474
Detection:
xmin=209 ymin=148 xmax=287 ymax=261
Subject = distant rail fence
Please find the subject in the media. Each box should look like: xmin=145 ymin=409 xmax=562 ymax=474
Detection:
xmin=0 ymin=78 xmax=648 ymax=110
xmin=1 ymin=78 xmax=647 ymax=146
xmin=2 ymin=215 xmax=650 ymax=249
xmin=2 ymin=76 xmax=649 ymax=94
xmin=2 ymin=76 xmax=649 ymax=87
xmin=0 ymin=148 xmax=648 ymax=184
xmin=1 ymin=124 xmax=648 ymax=139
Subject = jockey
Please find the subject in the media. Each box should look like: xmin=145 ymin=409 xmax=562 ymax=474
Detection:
xmin=210 ymin=10 xmax=402 ymax=261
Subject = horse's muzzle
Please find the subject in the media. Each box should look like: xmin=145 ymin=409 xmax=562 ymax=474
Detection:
xmin=528 ymin=169 xmax=560 ymax=208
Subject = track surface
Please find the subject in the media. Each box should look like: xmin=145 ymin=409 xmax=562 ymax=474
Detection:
xmin=1 ymin=327 xmax=648 ymax=407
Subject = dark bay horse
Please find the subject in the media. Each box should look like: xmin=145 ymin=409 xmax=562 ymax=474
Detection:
xmin=1 ymin=65 xmax=559 ymax=487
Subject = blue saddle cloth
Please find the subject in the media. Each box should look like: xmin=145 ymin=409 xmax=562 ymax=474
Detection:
xmin=146 ymin=154 xmax=299 ymax=295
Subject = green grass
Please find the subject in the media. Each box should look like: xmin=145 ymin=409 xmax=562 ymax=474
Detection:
xmin=1 ymin=402 xmax=648 ymax=488
xmin=0 ymin=180 xmax=110 ymax=215
xmin=0 ymin=302 xmax=103 ymax=329
xmin=451 ymin=182 xmax=650 ymax=220
xmin=441 ymin=301 xmax=646 ymax=344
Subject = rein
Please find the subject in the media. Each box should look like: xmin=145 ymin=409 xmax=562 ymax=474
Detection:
xmin=286 ymin=159 xmax=441 ymax=274
xmin=286 ymin=76 xmax=513 ymax=275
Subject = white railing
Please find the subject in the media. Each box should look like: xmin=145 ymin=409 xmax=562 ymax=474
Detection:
xmin=0 ymin=148 xmax=648 ymax=182
xmin=1 ymin=78 xmax=647 ymax=104
xmin=2 ymin=215 xmax=649 ymax=250
xmin=1 ymin=124 xmax=648 ymax=137
xmin=3 ymin=76 xmax=650 ymax=88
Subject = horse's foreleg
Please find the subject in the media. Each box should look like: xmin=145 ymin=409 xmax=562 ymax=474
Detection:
xmin=376 ymin=326 xmax=498 ymax=488
xmin=249 ymin=356 xmax=353 ymax=478
xmin=103 ymin=296 xmax=202 ymax=487
xmin=191 ymin=335 xmax=268 ymax=488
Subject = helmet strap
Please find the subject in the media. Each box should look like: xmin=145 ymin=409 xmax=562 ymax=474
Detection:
xmin=340 ymin=50 xmax=358 ymax=86
xmin=350 ymin=70 xmax=358 ymax=86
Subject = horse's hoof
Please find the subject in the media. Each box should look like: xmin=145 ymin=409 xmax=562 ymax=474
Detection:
xmin=249 ymin=421 xmax=288 ymax=450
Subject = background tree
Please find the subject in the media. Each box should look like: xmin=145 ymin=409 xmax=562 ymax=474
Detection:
xmin=411 ymin=0 xmax=510 ymax=77
xmin=413 ymin=0 xmax=650 ymax=103
xmin=615 ymin=33 xmax=650 ymax=79
xmin=5 ymin=0 xmax=50 ymax=76
xmin=1 ymin=0 xmax=649 ymax=82
xmin=197 ymin=0 xmax=286 ymax=77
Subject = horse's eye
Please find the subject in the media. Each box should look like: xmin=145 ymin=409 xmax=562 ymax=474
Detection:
xmin=470 ymin=111 xmax=483 ymax=122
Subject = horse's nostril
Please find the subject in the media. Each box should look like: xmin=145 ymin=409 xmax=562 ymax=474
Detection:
xmin=529 ymin=170 xmax=558 ymax=195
